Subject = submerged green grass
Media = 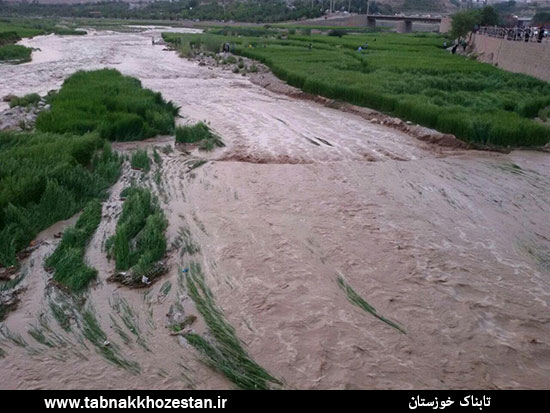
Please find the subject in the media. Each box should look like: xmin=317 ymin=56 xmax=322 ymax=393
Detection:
xmin=184 ymin=262 xmax=281 ymax=390
xmin=36 ymin=69 xmax=179 ymax=141
xmin=0 ymin=69 xmax=175 ymax=268
xmin=164 ymin=31 xmax=550 ymax=147
xmin=0 ymin=133 xmax=122 ymax=267
xmin=337 ymin=274 xmax=405 ymax=334
xmin=107 ymin=187 xmax=167 ymax=282
xmin=175 ymin=122 xmax=224 ymax=151
xmin=45 ymin=199 xmax=103 ymax=292
xmin=81 ymin=307 xmax=141 ymax=373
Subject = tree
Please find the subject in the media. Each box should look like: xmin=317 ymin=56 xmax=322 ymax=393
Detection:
xmin=533 ymin=12 xmax=550 ymax=25
xmin=450 ymin=10 xmax=481 ymax=39
xmin=479 ymin=6 xmax=499 ymax=26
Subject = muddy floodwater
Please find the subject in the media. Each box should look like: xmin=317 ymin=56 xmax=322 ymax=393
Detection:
xmin=0 ymin=28 xmax=549 ymax=389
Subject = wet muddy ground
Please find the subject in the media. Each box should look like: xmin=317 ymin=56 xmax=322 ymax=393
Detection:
xmin=0 ymin=28 xmax=549 ymax=389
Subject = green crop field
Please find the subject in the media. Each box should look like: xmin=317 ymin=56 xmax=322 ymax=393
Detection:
xmin=36 ymin=69 xmax=179 ymax=141
xmin=0 ymin=132 xmax=121 ymax=267
xmin=164 ymin=30 xmax=550 ymax=147
xmin=0 ymin=18 xmax=86 ymax=38
xmin=0 ymin=69 xmax=177 ymax=268
xmin=0 ymin=18 xmax=86 ymax=63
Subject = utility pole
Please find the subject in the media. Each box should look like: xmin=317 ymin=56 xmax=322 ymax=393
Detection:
xmin=366 ymin=0 xmax=370 ymax=16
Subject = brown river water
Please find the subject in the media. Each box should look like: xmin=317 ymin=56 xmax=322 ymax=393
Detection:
xmin=0 ymin=28 xmax=549 ymax=389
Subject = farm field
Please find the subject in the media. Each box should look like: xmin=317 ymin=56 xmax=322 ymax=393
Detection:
xmin=0 ymin=18 xmax=85 ymax=63
xmin=164 ymin=29 xmax=550 ymax=147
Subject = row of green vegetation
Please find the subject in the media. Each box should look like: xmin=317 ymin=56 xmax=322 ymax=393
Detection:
xmin=106 ymin=187 xmax=168 ymax=283
xmin=45 ymin=199 xmax=104 ymax=292
xmin=36 ymin=69 xmax=179 ymax=141
xmin=175 ymin=122 xmax=224 ymax=151
xmin=164 ymin=30 xmax=550 ymax=146
xmin=0 ymin=69 xmax=177 ymax=269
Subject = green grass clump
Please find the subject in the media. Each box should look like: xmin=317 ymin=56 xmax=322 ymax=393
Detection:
xmin=107 ymin=187 xmax=167 ymax=281
xmin=130 ymin=149 xmax=150 ymax=172
xmin=0 ymin=132 xmax=122 ymax=267
xmin=164 ymin=31 xmax=550 ymax=147
xmin=0 ymin=44 xmax=32 ymax=63
xmin=184 ymin=262 xmax=281 ymax=390
xmin=337 ymin=274 xmax=405 ymax=334
xmin=45 ymin=200 xmax=102 ymax=292
xmin=175 ymin=122 xmax=224 ymax=151
xmin=9 ymin=93 xmax=41 ymax=108
xmin=0 ymin=31 xmax=20 ymax=46
xmin=36 ymin=69 xmax=179 ymax=141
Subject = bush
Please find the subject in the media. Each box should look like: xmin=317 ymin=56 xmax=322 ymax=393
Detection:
xmin=328 ymin=30 xmax=346 ymax=38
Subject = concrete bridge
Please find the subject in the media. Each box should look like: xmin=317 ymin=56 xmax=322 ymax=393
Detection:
xmin=366 ymin=14 xmax=444 ymax=33
xmin=296 ymin=13 xmax=451 ymax=34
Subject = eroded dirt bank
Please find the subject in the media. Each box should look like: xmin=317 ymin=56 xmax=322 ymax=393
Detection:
xmin=0 ymin=29 xmax=549 ymax=389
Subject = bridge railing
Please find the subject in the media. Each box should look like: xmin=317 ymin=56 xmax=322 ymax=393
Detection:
xmin=477 ymin=26 xmax=550 ymax=43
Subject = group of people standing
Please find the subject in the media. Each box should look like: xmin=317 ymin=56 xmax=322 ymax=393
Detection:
xmin=476 ymin=25 xmax=548 ymax=43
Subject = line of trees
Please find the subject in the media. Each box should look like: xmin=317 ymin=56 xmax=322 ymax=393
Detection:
xmin=450 ymin=5 xmax=499 ymax=38
xmin=0 ymin=1 xmax=452 ymax=22
xmin=0 ymin=0 xmax=323 ymax=23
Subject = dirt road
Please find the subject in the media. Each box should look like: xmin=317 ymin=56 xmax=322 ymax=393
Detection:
xmin=0 ymin=28 xmax=549 ymax=389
